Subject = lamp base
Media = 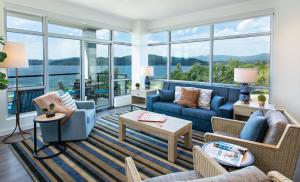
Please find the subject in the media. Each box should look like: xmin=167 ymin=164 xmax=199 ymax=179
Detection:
xmin=145 ymin=76 xmax=150 ymax=90
xmin=239 ymin=83 xmax=251 ymax=104
xmin=2 ymin=120 xmax=31 ymax=144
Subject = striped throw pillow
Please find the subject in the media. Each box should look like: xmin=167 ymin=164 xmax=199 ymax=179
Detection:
xmin=59 ymin=92 xmax=77 ymax=110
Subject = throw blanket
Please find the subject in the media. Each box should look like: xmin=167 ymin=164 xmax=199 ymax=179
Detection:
xmin=33 ymin=92 xmax=75 ymax=124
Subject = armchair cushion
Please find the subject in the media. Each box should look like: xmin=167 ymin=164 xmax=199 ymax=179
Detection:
xmin=240 ymin=115 xmax=268 ymax=142
xmin=158 ymin=89 xmax=175 ymax=102
xmin=144 ymin=170 xmax=202 ymax=182
xmin=263 ymin=110 xmax=288 ymax=145
xmin=185 ymin=166 xmax=268 ymax=182
xmin=211 ymin=96 xmax=225 ymax=113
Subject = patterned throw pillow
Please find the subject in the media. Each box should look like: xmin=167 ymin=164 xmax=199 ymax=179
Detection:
xmin=58 ymin=91 xmax=77 ymax=110
xmin=198 ymin=89 xmax=213 ymax=109
xmin=177 ymin=88 xmax=200 ymax=108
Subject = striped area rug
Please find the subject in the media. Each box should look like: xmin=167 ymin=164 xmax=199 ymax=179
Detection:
xmin=10 ymin=110 xmax=205 ymax=182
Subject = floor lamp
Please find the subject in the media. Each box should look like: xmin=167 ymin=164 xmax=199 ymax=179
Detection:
xmin=1 ymin=42 xmax=31 ymax=144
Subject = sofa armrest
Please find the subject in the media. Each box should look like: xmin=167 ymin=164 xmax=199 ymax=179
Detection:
xmin=211 ymin=96 xmax=225 ymax=114
xmin=75 ymin=101 xmax=95 ymax=110
xmin=146 ymin=94 xmax=160 ymax=111
xmin=219 ymin=102 xmax=234 ymax=118
xmin=193 ymin=146 xmax=227 ymax=177
xmin=211 ymin=117 xmax=245 ymax=136
xmin=125 ymin=157 xmax=142 ymax=182
xmin=267 ymin=171 xmax=293 ymax=182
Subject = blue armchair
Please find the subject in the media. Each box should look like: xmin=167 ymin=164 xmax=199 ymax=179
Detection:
xmin=35 ymin=101 xmax=96 ymax=143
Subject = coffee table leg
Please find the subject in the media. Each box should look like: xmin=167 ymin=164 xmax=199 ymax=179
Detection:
xmin=184 ymin=126 xmax=192 ymax=149
xmin=168 ymin=137 xmax=177 ymax=162
xmin=119 ymin=120 xmax=126 ymax=141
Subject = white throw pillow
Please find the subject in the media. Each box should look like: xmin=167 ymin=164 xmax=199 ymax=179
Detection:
xmin=58 ymin=91 xmax=77 ymax=110
xmin=174 ymin=86 xmax=213 ymax=109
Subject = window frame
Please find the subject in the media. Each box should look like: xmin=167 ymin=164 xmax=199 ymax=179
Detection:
xmin=148 ymin=14 xmax=273 ymax=95
xmin=4 ymin=10 xmax=133 ymax=116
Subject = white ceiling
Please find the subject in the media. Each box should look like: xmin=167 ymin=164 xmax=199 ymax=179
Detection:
xmin=57 ymin=0 xmax=254 ymax=21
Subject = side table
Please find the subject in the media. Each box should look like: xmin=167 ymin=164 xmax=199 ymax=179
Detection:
xmin=131 ymin=89 xmax=157 ymax=111
xmin=202 ymin=141 xmax=255 ymax=170
xmin=33 ymin=113 xmax=67 ymax=159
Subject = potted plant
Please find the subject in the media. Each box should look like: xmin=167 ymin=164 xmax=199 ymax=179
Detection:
xmin=135 ymin=83 xmax=140 ymax=90
xmin=0 ymin=36 xmax=9 ymax=90
xmin=42 ymin=103 xmax=56 ymax=118
xmin=258 ymin=95 xmax=266 ymax=107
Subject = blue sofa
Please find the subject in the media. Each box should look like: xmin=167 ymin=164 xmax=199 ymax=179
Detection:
xmin=35 ymin=100 xmax=96 ymax=143
xmin=147 ymin=81 xmax=240 ymax=132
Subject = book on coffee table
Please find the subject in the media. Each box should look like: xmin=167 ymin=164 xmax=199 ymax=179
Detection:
xmin=138 ymin=112 xmax=167 ymax=123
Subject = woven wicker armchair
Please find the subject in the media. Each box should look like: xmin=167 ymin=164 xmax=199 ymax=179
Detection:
xmin=204 ymin=109 xmax=300 ymax=179
xmin=125 ymin=146 xmax=291 ymax=182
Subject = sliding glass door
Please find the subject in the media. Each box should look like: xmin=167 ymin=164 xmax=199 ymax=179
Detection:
xmin=84 ymin=42 xmax=111 ymax=109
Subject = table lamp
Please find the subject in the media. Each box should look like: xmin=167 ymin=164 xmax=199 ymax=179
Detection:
xmin=0 ymin=42 xmax=30 ymax=144
xmin=234 ymin=68 xmax=258 ymax=104
xmin=143 ymin=66 xmax=153 ymax=90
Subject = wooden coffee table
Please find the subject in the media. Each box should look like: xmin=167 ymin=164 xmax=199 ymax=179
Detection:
xmin=119 ymin=110 xmax=192 ymax=162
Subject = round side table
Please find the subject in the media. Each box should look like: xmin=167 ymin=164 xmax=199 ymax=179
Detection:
xmin=202 ymin=142 xmax=255 ymax=170
xmin=33 ymin=113 xmax=66 ymax=159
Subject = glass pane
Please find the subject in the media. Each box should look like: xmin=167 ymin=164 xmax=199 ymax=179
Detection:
xmin=85 ymin=43 xmax=110 ymax=108
xmin=7 ymin=12 xmax=42 ymax=32
xmin=148 ymin=32 xmax=168 ymax=44
xmin=114 ymin=45 xmax=132 ymax=79
xmin=150 ymin=80 xmax=164 ymax=90
xmin=48 ymin=37 xmax=81 ymax=99
xmin=170 ymin=42 xmax=210 ymax=82
xmin=48 ymin=23 xmax=83 ymax=36
xmin=214 ymin=16 xmax=271 ymax=37
xmin=8 ymin=89 xmax=44 ymax=116
xmin=83 ymin=28 xmax=110 ymax=40
xmin=171 ymin=26 xmax=210 ymax=41
xmin=251 ymin=88 xmax=270 ymax=103
xmin=148 ymin=45 xmax=168 ymax=79
xmin=213 ymin=36 xmax=270 ymax=86
xmin=96 ymin=29 xmax=110 ymax=40
xmin=114 ymin=80 xmax=131 ymax=96
xmin=7 ymin=32 xmax=44 ymax=87
xmin=113 ymin=31 xmax=132 ymax=43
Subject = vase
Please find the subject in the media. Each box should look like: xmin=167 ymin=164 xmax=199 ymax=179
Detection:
xmin=258 ymin=101 xmax=265 ymax=107
xmin=46 ymin=111 xmax=56 ymax=118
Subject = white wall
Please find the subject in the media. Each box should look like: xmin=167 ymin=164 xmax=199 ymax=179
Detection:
xmin=5 ymin=0 xmax=133 ymax=31
xmin=147 ymin=0 xmax=300 ymax=122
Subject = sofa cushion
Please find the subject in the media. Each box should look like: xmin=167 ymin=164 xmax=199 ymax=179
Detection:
xmin=182 ymin=166 xmax=268 ymax=182
xmin=182 ymin=108 xmax=217 ymax=121
xmin=263 ymin=110 xmax=288 ymax=145
xmin=144 ymin=170 xmax=202 ymax=182
xmin=153 ymin=102 xmax=184 ymax=114
xmin=240 ymin=115 xmax=268 ymax=142
xmin=177 ymin=88 xmax=200 ymax=108
xmin=158 ymin=89 xmax=175 ymax=102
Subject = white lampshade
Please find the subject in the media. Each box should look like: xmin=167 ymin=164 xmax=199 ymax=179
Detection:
xmin=0 ymin=42 xmax=29 ymax=68
xmin=143 ymin=66 xmax=153 ymax=76
xmin=234 ymin=68 xmax=258 ymax=83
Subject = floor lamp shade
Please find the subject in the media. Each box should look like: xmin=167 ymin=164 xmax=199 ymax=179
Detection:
xmin=0 ymin=42 xmax=29 ymax=68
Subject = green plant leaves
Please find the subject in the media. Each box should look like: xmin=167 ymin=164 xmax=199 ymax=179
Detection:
xmin=0 ymin=52 xmax=7 ymax=62
xmin=0 ymin=72 xmax=8 ymax=90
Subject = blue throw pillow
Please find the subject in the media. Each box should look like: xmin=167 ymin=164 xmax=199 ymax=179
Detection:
xmin=240 ymin=115 xmax=269 ymax=142
xmin=159 ymin=89 xmax=175 ymax=102
xmin=250 ymin=110 xmax=264 ymax=118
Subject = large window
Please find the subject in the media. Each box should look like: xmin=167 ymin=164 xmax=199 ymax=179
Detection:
xmin=5 ymin=11 xmax=132 ymax=115
xmin=148 ymin=15 xmax=272 ymax=97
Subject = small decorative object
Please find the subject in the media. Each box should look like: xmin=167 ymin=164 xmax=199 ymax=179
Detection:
xmin=143 ymin=66 xmax=153 ymax=90
xmin=234 ymin=68 xmax=258 ymax=104
xmin=43 ymin=103 xmax=56 ymax=118
xmin=135 ymin=83 xmax=140 ymax=90
xmin=257 ymin=95 xmax=266 ymax=107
